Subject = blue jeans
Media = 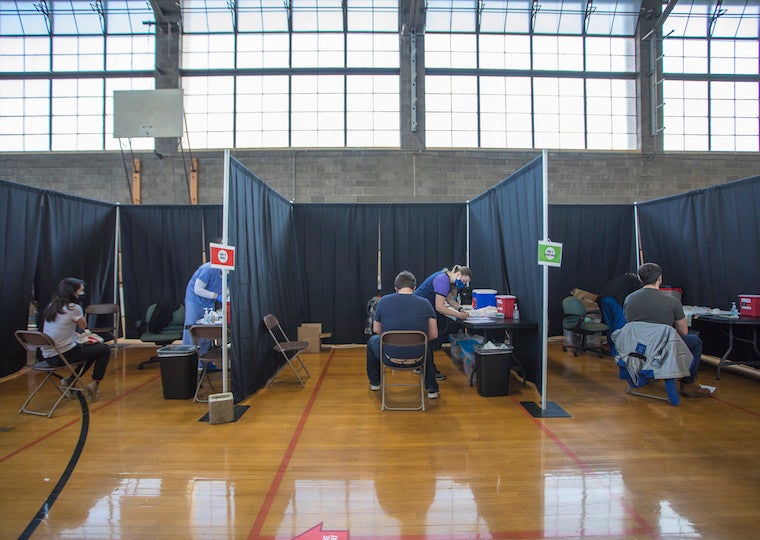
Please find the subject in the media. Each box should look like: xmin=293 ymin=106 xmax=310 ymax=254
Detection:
xmin=681 ymin=332 xmax=703 ymax=383
xmin=366 ymin=334 xmax=439 ymax=393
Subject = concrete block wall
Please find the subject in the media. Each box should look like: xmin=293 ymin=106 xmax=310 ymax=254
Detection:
xmin=0 ymin=149 xmax=757 ymax=205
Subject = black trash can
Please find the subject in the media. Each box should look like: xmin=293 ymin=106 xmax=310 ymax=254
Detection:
xmin=475 ymin=344 xmax=514 ymax=397
xmin=157 ymin=345 xmax=198 ymax=399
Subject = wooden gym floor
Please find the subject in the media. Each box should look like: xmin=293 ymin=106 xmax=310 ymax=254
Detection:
xmin=1 ymin=339 xmax=759 ymax=539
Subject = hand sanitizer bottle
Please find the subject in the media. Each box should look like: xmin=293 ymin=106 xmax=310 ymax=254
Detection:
xmin=729 ymin=302 xmax=739 ymax=318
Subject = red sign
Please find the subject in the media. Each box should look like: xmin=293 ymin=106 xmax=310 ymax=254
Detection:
xmin=209 ymin=243 xmax=235 ymax=270
xmin=294 ymin=522 xmax=348 ymax=540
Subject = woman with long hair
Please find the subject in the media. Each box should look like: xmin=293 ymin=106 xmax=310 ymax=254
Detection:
xmin=40 ymin=277 xmax=111 ymax=400
xmin=597 ymin=272 xmax=642 ymax=356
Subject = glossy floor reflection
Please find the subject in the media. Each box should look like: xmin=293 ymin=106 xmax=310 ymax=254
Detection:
xmin=1 ymin=340 xmax=759 ymax=538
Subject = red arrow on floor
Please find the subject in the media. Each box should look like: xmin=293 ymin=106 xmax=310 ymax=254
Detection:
xmin=294 ymin=522 xmax=348 ymax=540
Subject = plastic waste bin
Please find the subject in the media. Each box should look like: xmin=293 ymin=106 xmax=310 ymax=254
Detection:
xmin=157 ymin=345 xmax=197 ymax=399
xmin=474 ymin=344 xmax=514 ymax=397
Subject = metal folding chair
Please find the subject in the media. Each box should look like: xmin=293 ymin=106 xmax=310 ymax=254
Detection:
xmin=380 ymin=330 xmax=428 ymax=411
xmin=263 ymin=314 xmax=311 ymax=387
xmin=14 ymin=330 xmax=88 ymax=417
xmin=189 ymin=324 xmax=227 ymax=403
xmin=85 ymin=303 xmax=120 ymax=355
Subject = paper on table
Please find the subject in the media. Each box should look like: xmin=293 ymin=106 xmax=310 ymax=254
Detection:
xmin=466 ymin=317 xmax=495 ymax=324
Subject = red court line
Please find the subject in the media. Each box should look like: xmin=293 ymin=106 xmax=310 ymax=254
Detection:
xmin=712 ymin=395 xmax=760 ymax=417
xmin=248 ymin=348 xmax=336 ymax=540
xmin=513 ymin=396 xmax=656 ymax=536
xmin=0 ymin=374 xmax=161 ymax=464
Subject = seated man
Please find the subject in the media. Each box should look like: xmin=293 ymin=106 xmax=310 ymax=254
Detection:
xmin=623 ymin=262 xmax=713 ymax=398
xmin=366 ymin=270 xmax=440 ymax=399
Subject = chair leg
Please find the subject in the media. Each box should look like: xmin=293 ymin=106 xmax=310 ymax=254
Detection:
xmin=267 ymin=351 xmax=310 ymax=387
xmin=137 ymin=356 xmax=160 ymax=369
xmin=380 ymin=364 xmax=425 ymax=412
xmin=194 ymin=365 xmax=209 ymax=403
xmin=20 ymin=373 xmax=76 ymax=418
xmin=284 ymin=352 xmax=310 ymax=387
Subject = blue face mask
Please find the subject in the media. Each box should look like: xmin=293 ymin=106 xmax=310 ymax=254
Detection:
xmin=454 ymin=279 xmax=465 ymax=290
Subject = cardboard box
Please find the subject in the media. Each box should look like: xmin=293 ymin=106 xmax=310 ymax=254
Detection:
xmin=570 ymin=288 xmax=599 ymax=312
xmin=298 ymin=323 xmax=332 ymax=353
xmin=739 ymin=294 xmax=760 ymax=317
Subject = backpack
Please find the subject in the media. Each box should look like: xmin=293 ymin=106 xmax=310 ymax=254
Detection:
xmin=364 ymin=296 xmax=380 ymax=335
xmin=148 ymin=299 xmax=179 ymax=333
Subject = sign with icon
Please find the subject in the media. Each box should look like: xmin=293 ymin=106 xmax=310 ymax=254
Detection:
xmin=210 ymin=243 xmax=236 ymax=270
xmin=538 ymin=239 xmax=562 ymax=267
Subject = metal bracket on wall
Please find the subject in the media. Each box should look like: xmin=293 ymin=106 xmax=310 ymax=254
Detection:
xmin=410 ymin=31 xmax=417 ymax=132
xmin=131 ymin=158 xmax=141 ymax=204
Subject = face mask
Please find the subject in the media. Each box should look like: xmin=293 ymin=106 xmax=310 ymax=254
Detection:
xmin=454 ymin=279 xmax=465 ymax=290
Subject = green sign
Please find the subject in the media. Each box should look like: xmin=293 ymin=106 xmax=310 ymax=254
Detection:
xmin=538 ymin=240 xmax=563 ymax=267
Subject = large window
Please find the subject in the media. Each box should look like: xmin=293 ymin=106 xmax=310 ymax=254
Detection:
xmin=0 ymin=0 xmax=154 ymax=151
xmin=1 ymin=1 xmax=757 ymax=153
xmin=180 ymin=0 xmax=400 ymax=149
xmin=423 ymin=1 xmax=639 ymax=151
xmin=662 ymin=1 xmax=760 ymax=152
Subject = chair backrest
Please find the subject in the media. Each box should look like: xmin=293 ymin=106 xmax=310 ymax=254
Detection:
xmin=15 ymin=329 xmax=55 ymax=349
xmin=189 ymin=324 xmax=224 ymax=342
xmin=85 ymin=303 xmax=119 ymax=316
xmin=380 ymin=330 xmax=428 ymax=366
xmin=86 ymin=303 xmax=120 ymax=333
xmin=562 ymin=296 xmax=587 ymax=329
xmin=15 ymin=330 xmax=72 ymax=364
xmin=263 ymin=314 xmax=291 ymax=343
xmin=145 ymin=303 xmax=185 ymax=330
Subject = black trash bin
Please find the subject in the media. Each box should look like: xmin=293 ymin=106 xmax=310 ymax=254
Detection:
xmin=475 ymin=344 xmax=514 ymax=397
xmin=157 ymin=345 xmax=197 ymax=399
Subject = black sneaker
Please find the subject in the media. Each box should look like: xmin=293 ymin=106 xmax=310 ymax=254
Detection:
xmin=435 ymin=372 xmax=447 ymax=381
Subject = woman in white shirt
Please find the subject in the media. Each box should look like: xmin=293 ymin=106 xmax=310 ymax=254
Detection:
xmin=41 ymin=277 xmax=111 ymax=401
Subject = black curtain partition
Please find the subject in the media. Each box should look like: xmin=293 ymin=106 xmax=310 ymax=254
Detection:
xmin=0 ymin=180 xmax=44 ymax=377
xmin=468 ymin=192 xmax=508 ymax=293
xmin=228 ymin=157 xmax=307 ymax=400
xmin=120 ymin=205 xmax=206 ymax=338
xmin=35 ymin=193 xmax=117 ymax=314
xmin=469 ymin=155 xmax=544 ymax=390
xmin=294 ymin=204 xmax=380 ymax=345
xmin=379 ymin=203 xmax=467 ymax=292
xmin=547 ymin=204 xmax=637 ymax=336
xmin=202 ymin=205 xmax=224 ymax=245
xmin=637 ymin=174 xmax=760 ymax=310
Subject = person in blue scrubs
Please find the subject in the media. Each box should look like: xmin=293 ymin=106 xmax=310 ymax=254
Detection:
xmin=414 ymin=265 xmax=472 ymax=378
xmin=182 ymin=260 xmax=223 ymax=359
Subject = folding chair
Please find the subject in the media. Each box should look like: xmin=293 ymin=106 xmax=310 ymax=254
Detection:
xmin=263 ymin=314 xmax=310 ymax=387
xmin=616 ymin=356 xmax=680 ymax=406
xmin=85 ymin=303 xmax=120 ymax=355
xmin=380 ymin=330 xmax=428 ymax=411
xmin=189 ymin=324 xmax=227 ymax=403
xmin=14 ymin=330 xmax=88 ymax=417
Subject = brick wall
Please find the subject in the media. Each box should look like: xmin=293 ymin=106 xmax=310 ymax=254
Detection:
xmin=1 ymin=149 xmax=757 ymax=205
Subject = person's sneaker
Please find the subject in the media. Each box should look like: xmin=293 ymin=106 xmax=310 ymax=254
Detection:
xmin=435 ymin=372 xmax=447 ymax=381
xmin=60 ymin=376 xmax=74 ymax=399
xmin=680 ymin=382 xmax=712 ymax=398
xmin=413 ymin=368 xmax=422 ymax=375
xmin=369 ymin=383 xmax=381 ymax=391
xmin=426 ymin=390 xmax=440 ymax=399
xmin=85 ymin=381 xmax=100 ymax=402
